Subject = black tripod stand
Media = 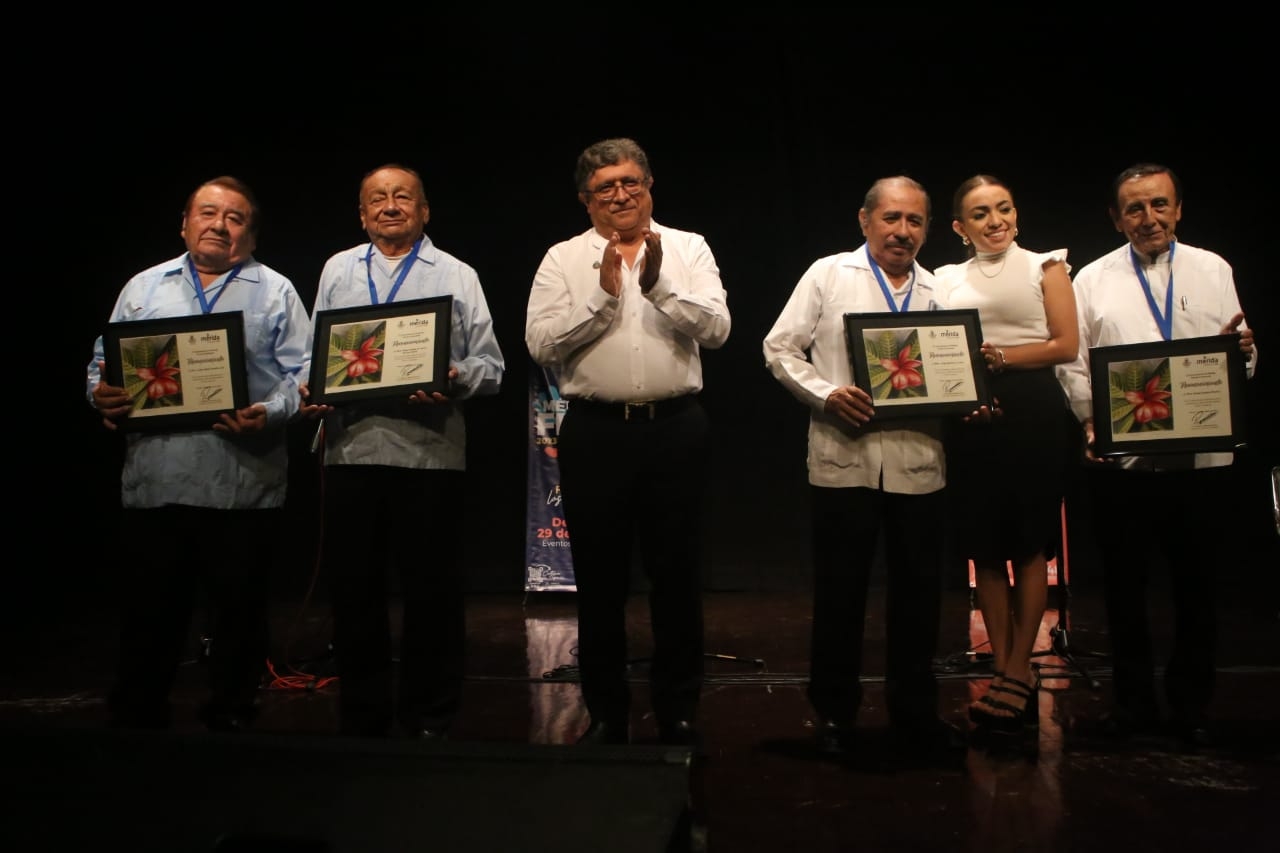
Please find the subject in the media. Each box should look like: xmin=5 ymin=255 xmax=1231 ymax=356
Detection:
xmin=1028 ymin=503 xmax=1108 ymax=689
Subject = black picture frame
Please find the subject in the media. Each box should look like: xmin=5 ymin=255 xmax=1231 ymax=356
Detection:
xmin=308 ymin=296 xmax=453 ymax=405
xmin=103 ymin=312 xmax=249 ymax=434
xmin=1089 ymin=333 xmax=1247 ymax=456
xmin=844 ymin=308 xmax=989 ymax=419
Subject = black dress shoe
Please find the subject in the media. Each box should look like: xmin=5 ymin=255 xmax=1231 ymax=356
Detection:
xmin=1179 ymin=724 xmax=1214 ymax=750
xmin=576 ymin=719 xmax=630 ymax=745
xmin=657 ymin=720 xmax=701 ymax=747
xmin=892 ymin=718 xmax=968 ymax=763
xmin=415 ymin=728 xmax=450 ymax=741
xmin=816 ymin=720 xmax=856 ymax=756
xmin=198 ymin=705 xmax=256 ymax=733
xmin=1096 ymin=707 xmax=1161 ymax=739
xmin=201 ymin=714 xmax=248 ymax=733
xmin=1168 ymin=717 xmax=1215 ymax=750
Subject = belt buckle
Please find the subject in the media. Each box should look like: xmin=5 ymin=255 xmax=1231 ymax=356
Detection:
xmin=624 ymin=401 xmax=655 ymax=422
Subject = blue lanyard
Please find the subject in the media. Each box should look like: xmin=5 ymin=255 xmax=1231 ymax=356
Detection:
xmin=866 ymin=249 xmax=914 ymax=312
xmin=364 ymin=237 xmax=423 ymax=305
xmin=1130 ymin=241 xmax=1176 ymax=341
xmin=187 ymin=255 xmax=242 ymax=314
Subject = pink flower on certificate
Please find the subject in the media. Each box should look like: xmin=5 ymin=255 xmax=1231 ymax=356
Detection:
xmin=136 ymin=351 xmax=181 ymax=400
xmin=880 ymin=345 xmax=924 ymax=390
xmin=1125 ymin=375 xmax=1172 ymax=424
xmin=342 ymin=335 xmax=384 ymax=378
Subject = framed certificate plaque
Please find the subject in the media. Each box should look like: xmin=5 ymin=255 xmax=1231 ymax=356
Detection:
xmin=308 ymin=296 xmax=453 ymax=405
xmin=844 ymin=308 xmax=989 ymax=419
xmin=103 ymin=312 xmax=249 ymax=434
xmin=1089 ymin=333 xmax=1247 ymax=456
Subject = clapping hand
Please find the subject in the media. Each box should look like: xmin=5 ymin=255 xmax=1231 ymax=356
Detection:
xmin=638 ymin=229 xmax=662 ymax=293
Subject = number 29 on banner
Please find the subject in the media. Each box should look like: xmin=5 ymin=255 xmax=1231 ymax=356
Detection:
xmin=536 ymin=517 xmax=570 ymax=540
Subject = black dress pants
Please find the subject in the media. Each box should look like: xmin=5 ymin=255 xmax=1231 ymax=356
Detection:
xmin=1087 ymin=463 xmax=1229 ymax=725
xmin=324 ymin=465 xmax=465 ymax=736
xmin=807 ymin=484 xmax=946 ymax=729
xmin=556 ymin=397 xmax=711 ymax=729
xmin=109 ymin=505 xmax=277 ymax=729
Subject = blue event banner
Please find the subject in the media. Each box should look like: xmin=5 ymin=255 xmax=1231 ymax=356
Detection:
xmin=525 ymin=362 xmax=575 ymax=592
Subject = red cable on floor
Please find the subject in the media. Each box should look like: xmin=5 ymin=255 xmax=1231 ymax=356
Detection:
xmin=263 ymin=657 xmax=338 ymax=692
xmin=262 ymin=429 xmax=339 ymax=694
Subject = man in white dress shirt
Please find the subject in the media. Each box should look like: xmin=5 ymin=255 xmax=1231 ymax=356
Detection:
xmin=526 ymin=138 xmax=731 ymax=747
xmin=763 ymin=176 xmax=968 ymax=765
xmin=1058 ymin=163 xmax=1256 ymax=748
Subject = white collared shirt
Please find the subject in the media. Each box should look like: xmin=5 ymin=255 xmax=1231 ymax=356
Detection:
xmin=762 ymin=245 xmax=948 ymax=494
xmin=1057 ymin=241 xmax=1255 ymax=470
xmin=525 ymin=220 xmax=731 ymax=402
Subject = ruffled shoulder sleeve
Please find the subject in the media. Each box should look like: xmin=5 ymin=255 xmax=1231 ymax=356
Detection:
xmin=1033 ymin=247 xmax=1070 ymax=276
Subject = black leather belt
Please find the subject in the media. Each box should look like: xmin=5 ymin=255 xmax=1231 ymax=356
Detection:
xmin=569 ymin=395 xmax=696 ymax=422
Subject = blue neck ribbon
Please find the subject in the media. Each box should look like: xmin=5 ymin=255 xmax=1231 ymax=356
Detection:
xmin=866 ymin=249 xmax=914 ymax=313
xmin=187 ymin=255 xmax=243 ymax=314
xmin=1130 ymin=241 xmax=1176 ymax=341
xmin=364 ymin=237 xmax=423 ymax=305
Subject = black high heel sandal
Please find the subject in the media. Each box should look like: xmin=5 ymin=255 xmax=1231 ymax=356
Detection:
xmin=968 ymin=672 xmax=1005 ymax=725
xmin=972 ymin=675 xmax=1039 ymax=733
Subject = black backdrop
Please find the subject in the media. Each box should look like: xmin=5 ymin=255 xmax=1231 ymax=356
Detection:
xmin=40 ymin=20 xmax=1275 ymax=606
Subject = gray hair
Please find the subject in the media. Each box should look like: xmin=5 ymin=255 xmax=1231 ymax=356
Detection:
xmin=862 ymin=175 xmax=931 ymax=224
xmin=574 ymin=138 xmax=652 ymax=193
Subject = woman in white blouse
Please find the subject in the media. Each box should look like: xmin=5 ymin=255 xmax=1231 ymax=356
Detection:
xmin=934 ymin=175 xmax=1081 ymax=743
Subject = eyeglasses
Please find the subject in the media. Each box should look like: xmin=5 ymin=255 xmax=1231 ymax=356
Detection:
xmin=589 ymin=177 xmax=649 ymax=200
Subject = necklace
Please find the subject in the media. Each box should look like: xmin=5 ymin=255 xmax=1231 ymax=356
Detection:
xmin=974 ymin=247 xmax=1009 ymax=279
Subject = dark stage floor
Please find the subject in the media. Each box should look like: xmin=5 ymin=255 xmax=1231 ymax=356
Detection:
xmin=3 ymin=572 xmax=1278 ymax=853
